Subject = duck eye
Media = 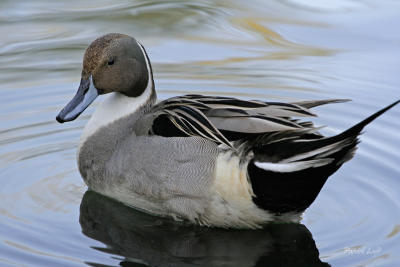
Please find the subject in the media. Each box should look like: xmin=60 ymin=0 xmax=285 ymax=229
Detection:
xmin=107 ymin=59 xmax=115 ymax=66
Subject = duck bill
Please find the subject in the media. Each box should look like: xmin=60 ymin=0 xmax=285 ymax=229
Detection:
xmin=56 ymin=77 xmax=99 ymax=123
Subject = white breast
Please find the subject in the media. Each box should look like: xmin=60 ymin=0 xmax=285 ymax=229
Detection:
xmin=78 ymin=90 xmax=152 ymax=153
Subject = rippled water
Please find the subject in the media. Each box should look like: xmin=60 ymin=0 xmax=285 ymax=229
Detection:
xmin=1 ymin=1 xmax=399 ymax=266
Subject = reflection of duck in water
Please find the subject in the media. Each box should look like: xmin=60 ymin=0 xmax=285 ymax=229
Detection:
xmin=80 ymin=191 xmax=329 ymax=267
xmin=58 ymin=33 xmax=399 ymax=228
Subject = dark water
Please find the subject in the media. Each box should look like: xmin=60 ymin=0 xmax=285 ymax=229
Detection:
xmin=1 ymin=1 xmax=399 ymax=266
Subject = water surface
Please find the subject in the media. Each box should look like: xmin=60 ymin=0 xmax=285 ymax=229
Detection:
xmin=1 ymin=1 xmax=400 ymax=266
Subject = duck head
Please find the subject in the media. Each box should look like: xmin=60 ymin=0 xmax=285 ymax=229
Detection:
xmin=56 ymin=33 xmax=152 ymax=123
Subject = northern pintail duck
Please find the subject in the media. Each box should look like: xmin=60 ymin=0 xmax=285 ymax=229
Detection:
xmin=57 ymin=33 xmax=399 ymax=229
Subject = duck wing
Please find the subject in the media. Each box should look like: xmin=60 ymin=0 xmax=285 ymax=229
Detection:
xmin=150 ymin=97 xmax=234 ymax=148
xmin=150 ymin=94 xmax=347 ymax=145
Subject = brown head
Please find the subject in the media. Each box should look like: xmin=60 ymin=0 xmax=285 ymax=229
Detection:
xmin=56 ymin=33 xmax=153 ymax=123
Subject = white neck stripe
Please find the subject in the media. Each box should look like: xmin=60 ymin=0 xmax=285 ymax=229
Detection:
xmin=136 ymin=40 xmax=154 ymax=94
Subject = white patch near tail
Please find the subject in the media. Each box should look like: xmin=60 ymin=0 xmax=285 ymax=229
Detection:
xmin=254 ymin=158 xmax=333 ymax=173
xmin=203 ymin=150 xmax=273 ymax=228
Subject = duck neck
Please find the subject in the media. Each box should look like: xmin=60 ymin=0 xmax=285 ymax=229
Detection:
xmin=77 ymin=88 xmax=156 ymax=188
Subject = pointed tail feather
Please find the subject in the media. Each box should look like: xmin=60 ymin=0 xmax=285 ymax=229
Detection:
xmin=334 ymin=99 xmax=400 ymax=141
xmin=294 ymin=99 xmax=400 ymax=164
xmin=300 ymin=99 xmax=400 ymax=159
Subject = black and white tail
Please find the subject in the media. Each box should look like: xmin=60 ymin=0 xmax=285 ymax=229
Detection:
xmin=248 ymin=100 xmax=400 ymax=214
